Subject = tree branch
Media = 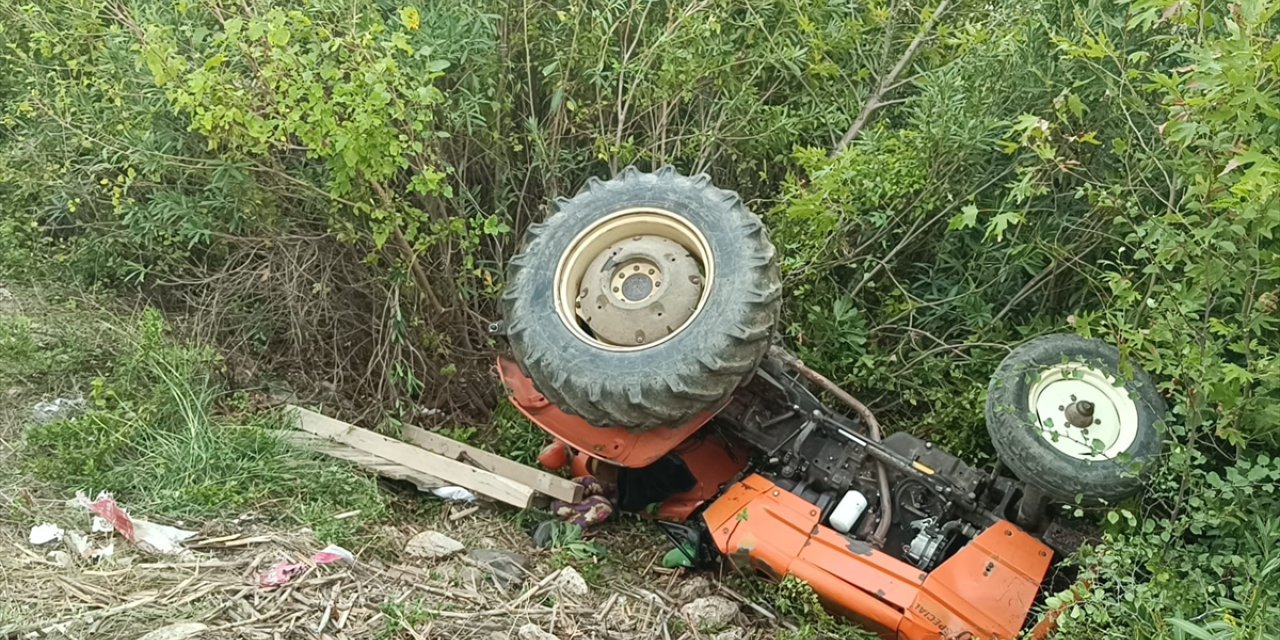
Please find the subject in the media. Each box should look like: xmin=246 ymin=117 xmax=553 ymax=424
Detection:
xmin=834 ymin=0 xmax=953 ymax=154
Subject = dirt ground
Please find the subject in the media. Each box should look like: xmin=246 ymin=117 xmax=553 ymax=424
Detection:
xmin=0 ymin=284 xmax=786 ymax=640
xmin=0 ymin=500 xmax=758 ymax=639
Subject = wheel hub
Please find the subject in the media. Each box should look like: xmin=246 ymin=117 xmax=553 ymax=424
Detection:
xmin=576 ymin=235 xmax=703 ymax=346
xmin=1028 ymin=364 xmax=1139 ymax=460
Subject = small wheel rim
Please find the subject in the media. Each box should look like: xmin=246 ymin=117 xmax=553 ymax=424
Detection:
xmin=553 ymin=207 xmax=714 ymax=351
xmin=1027 ymin=363 xmax=1139 ymax=460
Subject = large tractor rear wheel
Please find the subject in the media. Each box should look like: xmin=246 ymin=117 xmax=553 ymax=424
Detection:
xmin=501 ymin=166 xmax=781 ymax=429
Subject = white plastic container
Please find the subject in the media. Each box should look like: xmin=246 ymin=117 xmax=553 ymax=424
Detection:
xmin=829 ymin=490 xmax=869 ymax=533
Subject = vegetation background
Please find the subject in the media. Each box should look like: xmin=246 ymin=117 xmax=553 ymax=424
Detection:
xmin=1 ymin=0 xmax=1277 ymax=637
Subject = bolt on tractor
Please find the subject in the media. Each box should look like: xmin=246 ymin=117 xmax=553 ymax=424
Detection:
xmin=494 ymin=167 xmax=1166 ymax=639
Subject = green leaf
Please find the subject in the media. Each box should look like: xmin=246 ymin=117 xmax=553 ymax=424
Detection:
xmin=267 ymin=25 xmax=290 ymax=47
xmin=948 ymin=204 xmax=980 ymax=231
xmin=1067 ymin=93 xmax=1085 ymax=119
xmin=1166 ymin=618 xmax=1217 ymax=640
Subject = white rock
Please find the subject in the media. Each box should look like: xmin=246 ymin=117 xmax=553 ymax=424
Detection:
xmin=553 ymin=566 xmax=589 ymax=597
xmin=404 ymin=531 xmax=465 ymax=559
xmin=516 ymin=623 xmax=559 ymax=640
xmin=680 ymin=595 xmax=739 ymax=630
xmin=29 ymin=523 xmax=64 ymax=546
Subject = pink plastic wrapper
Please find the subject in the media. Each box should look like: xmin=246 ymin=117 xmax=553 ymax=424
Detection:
xmin=74 ymin=491 xmax=195 ymax=555
xmin=75 ymin=492 xmax=136 ymax=542
xmin=312 ymin=544 xmax=355 ymax=565
xmin=259 ymin=562 xmax=307 ymax=588
xmin=259 ymin=545 xmax=354 ymax=589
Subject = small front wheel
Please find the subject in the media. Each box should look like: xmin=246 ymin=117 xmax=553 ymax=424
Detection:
xmin=984 ymin=334 xmax=1166 ymax=503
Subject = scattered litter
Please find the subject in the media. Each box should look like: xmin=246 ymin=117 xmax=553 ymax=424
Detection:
xmin=431 ymin=486 xmax=477 ymax=502
xmin=63 ymin=530 xmax=115 ymax=563
xmin=31 ymin=396 xmax=86 ymax=425
xmin=331 ymin=509 xmax=361 ymax=520
xmin=404 ymin=530 xmax=465 ymax=559
xmin=28 ymin=523 xmax=64 ymax=546
xmin=91 ymin=516 xmax=114 ymax=533
xmin=46 ymin=550 xmax=73 ymax=568
xmin=259 ymin=545 xmax=357 ymax=589
xmin=313 ymin=544 xmax=355 ymax=565
xmin=136 ymin=622 xmax=208 ymax=640
xmin=259 ymin=561 xmax=307 ymax=589
xmin=91 ymin=542 xmax=115 ymax=561
xmin=67 ymin=531 xmax=91 ymax=556
xmin=75 ymin=491 xmax=196 ymax=555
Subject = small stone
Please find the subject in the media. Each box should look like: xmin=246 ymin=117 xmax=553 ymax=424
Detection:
xmin=680 ymin=595 xmax=738 ymax=631
xmin=404 ymin=531 xmax=464 ymax=559
xmin=553 ymin=566 xmax=589 ymax=597
xmin=468 ymin=549 xmax=532 ymax=591
xmin=673 ymin=574 xmax=714 ymax=602
xmin=713 ymin=628 xmax=747 ymax=640
xmin=516 ymin=623 xmax=559 ymax=640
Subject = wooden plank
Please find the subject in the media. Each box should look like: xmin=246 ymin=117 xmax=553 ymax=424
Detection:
xmin=399 ymin=424 xmax=584 ymax=503
xmin=279 ymin=431 xmax=446 ymax=492
xmin=286 ymin=405 xmax=537 ymax=508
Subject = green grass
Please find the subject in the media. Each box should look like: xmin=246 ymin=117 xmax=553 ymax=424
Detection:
xmin=485 ymin=401 xmax=546 ymax=466
xmin=6 ymin=298 xmax=388 ymax=547
xmin=376 ymin=599 xmax=437 ymax=639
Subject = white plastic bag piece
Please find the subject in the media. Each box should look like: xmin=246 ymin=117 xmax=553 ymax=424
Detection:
xmin=431 ymin=486 xmax=477 ymax=502
xmin=29 ymin=523 xmax=65 ymax=546
xmin=133 ymin=520 xmax=197 ymax=555
xmin=313 ymin=544 xmax=355 ymax=564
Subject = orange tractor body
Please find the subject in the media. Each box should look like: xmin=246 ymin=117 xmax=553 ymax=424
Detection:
xmin=500 ymin=357 xmax=1056 ymax=639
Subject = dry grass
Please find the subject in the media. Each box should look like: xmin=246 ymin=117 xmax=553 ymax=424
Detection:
xmin=0 ymin=500 xmax=775 ymax=639
xmin=0 ymin=283 xmax=789 ymax=640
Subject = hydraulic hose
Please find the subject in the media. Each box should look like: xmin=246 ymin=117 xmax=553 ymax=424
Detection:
xmin=767 ymin=346 xmax=894 ymax=548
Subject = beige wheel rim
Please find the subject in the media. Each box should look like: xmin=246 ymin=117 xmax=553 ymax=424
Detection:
xmin=554 ymin=207 xmax=714 ymax=351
